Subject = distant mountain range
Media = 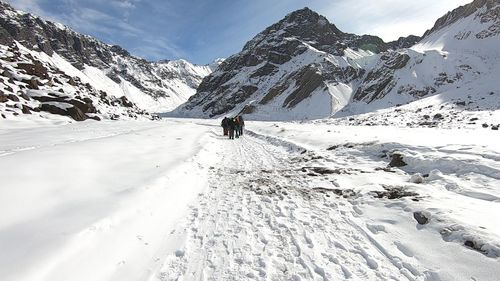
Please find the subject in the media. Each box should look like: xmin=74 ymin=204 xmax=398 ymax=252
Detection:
xmin=1 ymin=0 xmax=499 ymax=122
xmin=173 ymin=0 xmax=499 ymax=121
xmin=0 ymin=1 xmax=218 ymax=121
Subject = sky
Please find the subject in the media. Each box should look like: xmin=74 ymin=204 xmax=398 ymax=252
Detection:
xmin=6 ymin=0 xmax=472 ymax=65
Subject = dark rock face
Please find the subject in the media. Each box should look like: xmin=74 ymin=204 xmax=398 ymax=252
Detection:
xmin=21 ymin=105 xmax=31 ymax=114
xmin=38 ymin=103 xmax=87 ymax=121
xmin=0 ymin=92 xmax=8 ymax=103
xmin=354 ymin=52 xmax=410 ymax=103
xmin=7 ymin=93 xmax=19 ymax=102
xmin=388 ymin=35 xmax=421 ymax=49
xmin=0 ymin=2 xmax=112 ymax=69
xmin=67 ymin=106 xmax=87 ymax=121
xmin=16 ymin=61 xmax=49 ymax=79
xmin=413 ymin=211 xmax=430 ymax=225
xmin=31 ymin=94 xmax=94 ymax=121
xmin=23 ymin=78 xmax=40 ymax=90
xmin=283 ymin=66 xmax=324 ymax=108
xmin=423 ymin=0 xmax=499 ymax=39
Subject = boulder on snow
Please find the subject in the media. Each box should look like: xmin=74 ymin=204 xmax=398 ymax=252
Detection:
xmin=410 ymin=173 xmax=424 ymax=184
xmin=68 ymin=98 xmax=97 ymax=114
xmin=68 ymin=77 xmax=77 ymax=86
xmin=1 ymin=69 xmax=13 ymax=79
xmin=16 ymin=61 xmax=49 ymax=79
xmin=67 ymin=106 xmax=87 ymax=121
xmin=39 ymin=103 xmax=86 ymax=121
xmin=119 ymin=96 xmax=134 ymax=108
xmin=40 ymin=103 xmax=68 ymax=116
xmin=433 ymin=113 xmax=444 ymax=120
xmin=7 ymin=94 xmax=19 ymax=102
xmin=413 ymin=211 xmax=430 ymax=225
xmin=0 ymin=92 xmax=8 ymax=103
xmin=19 ymin=92 xmax=31 ymax=101
xmin=389 ymin=153 xmax=407 ymax=167
xmin=21 ymin=105 xmax=32 ymax=114
xmin=21 ymin=78 xmax=39 ymax=90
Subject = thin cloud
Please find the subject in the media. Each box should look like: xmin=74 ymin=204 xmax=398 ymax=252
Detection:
xmin=138 ymin=38 xmax=187 ymax=60
xmin=318 ymin=0 xmax=472 ymax=40
xmin=4 ymin=0 xmax=474 ymax=63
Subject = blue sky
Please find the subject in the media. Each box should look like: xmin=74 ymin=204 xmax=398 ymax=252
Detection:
xmin=7 ymin=0 xmax=471 ymax=64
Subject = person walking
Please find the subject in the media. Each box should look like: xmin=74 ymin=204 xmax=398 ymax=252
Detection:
xmin=227 ymin=117 xmax=236 ymax=140
xmin=234 ymin=117 xmax=241 ymax=139
xmin=221 ymin=117 xmax=229 ymax=136
xmin=237 ymin=115 xmax=245 ymax=136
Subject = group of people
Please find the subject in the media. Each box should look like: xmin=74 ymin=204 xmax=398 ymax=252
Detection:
xmin=221 ymin=116 xmax=245 ymax=140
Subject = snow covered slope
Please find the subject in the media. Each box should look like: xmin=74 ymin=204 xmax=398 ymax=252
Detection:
xmin=3 ymin=118 xmax=499 ymax=281
xmin=172 ymin=7 xmax=387 ymax=120
xmin=342 ymin=0 xmax=500 ymax=115
xmin=174 ymin=0 xmax=499 ymax=122
xmin=0 ymin=119 xmax=218 ymax=281
xmin=0 ymin=1 xmax=214 ymax=120
xmin=0 ymin=43 xmax=152 ymax=121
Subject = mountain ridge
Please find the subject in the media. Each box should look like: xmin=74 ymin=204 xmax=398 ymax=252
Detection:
xmin=0 ymin=0 xmax=215 ymax=114
xmin=173 ymin=0 xmax=499 ymax=122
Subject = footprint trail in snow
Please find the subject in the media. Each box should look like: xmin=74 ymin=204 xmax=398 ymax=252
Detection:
xmin=155 ymin=131 xmax=427 ymax=281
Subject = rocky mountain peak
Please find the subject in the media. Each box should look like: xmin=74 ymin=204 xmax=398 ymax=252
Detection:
xmin=110 ymin=45 xmax=130 ymax=57
xmin=281 ymin=7 xmax=339 ymax=31
xmin=242 ymin=7 xmax=344 ymax=54
xmin=0 ymin=0 xmax=214 ymax=119
xmin=423 ymin=0 xmax=499 ymax=38
xmin=177 ymin=1 xmax=499 ymax=121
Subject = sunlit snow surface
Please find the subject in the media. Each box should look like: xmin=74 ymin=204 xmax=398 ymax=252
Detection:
xmin=1 ymin=118 xmax=499 ymax=281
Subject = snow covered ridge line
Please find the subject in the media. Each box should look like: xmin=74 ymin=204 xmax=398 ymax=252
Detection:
xmin=0 ymin=1 xmax=217 ymax=118
xmin=176 ymin=0 xmax=500 ymax=124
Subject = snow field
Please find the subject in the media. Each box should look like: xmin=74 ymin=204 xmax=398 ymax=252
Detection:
xmin=152 ymin=119 xmax=500 ymax=281
xmin=1 ymin=118 xmax=500 ymax=281
xmin=0 ymin=120 xmax=220 ymax=281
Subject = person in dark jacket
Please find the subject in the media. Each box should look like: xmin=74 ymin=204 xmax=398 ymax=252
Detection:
xmin=221 ymin=117 xmax=229 ymax=136
xmin=237 ymin=115 xmax=245 ymax=136
xmin=227 ymin=117 xmax=236 ymax=140
xmin=234 ymin=117 xmax=241 ymax=138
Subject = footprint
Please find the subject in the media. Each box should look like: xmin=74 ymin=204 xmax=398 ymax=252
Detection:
xmin=394 ymin=241 xmax=414 ymax=257
xmin=366 ymin=224 xmax=386 ymax=234
xmin=357 ymin=247 xmax=378 ymax=270
xmin=340 ymin=265 xmax=352 ymax=279
xmin=353 ymin=206 xmax=363 ymax=215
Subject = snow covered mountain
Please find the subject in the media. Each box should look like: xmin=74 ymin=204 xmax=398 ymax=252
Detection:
xmin=334 ymin=0 xmax=500 ymax=129
xmin=0 ymin=1 xmax=214 ymax=121
xmin=174 ymin=7 xmax=388 ymax=120
xmin=174 ymin=0 xmax=500 ymax=122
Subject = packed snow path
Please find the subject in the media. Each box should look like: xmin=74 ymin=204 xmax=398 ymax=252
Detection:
xmin=158 ymin=132 xmax=412 ymax=280
xmin=156 ymin=126 xmax=499 ymax=281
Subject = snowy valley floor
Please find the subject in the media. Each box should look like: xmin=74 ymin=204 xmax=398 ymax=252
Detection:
xmin=1 ymin=118 xmax=500 ymax=281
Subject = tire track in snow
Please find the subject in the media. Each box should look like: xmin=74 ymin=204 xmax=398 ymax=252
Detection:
xmin=155 ymin=132 xmax=419 ymax=281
